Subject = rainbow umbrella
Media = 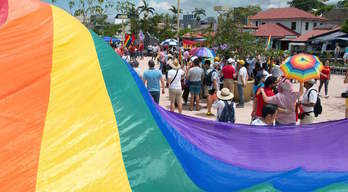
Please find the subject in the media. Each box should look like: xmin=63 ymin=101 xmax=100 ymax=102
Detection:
xmin=2 ymin=1 xmax=348 ymax=192
xmin=191 ymin=47 xmax=216 ymax=58
xmin=280 ymin=53 xmax=324 ymax=82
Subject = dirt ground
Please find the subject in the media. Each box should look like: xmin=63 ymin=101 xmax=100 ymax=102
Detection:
xmin=137 ymin=57 xmax=347 ymax=124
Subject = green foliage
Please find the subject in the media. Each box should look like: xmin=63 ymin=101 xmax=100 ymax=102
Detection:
xmin=103 ymin=24 xmax=122 ymax=36
xmin=342 ymin=20 xmax=348 ymax=33
xmin=230 ymin=6 xmax=261 ymax=25
xmin=288 ymin=0 xmax=328 ymax=11
xmin=337 ymin=0 xmax=348 ymax=8
xmin=214 ymin=16 xmax=264 ymax=59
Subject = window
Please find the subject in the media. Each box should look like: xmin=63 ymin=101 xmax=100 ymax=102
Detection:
xmin=305 ymin=22 xmax=309 ymax=30
xmin=291 ymin=22 xmax=296 ymax=30
xmin=314 ymin=23 xmax=317 ymax=27
xmin=255 ymin=21 xmax=259 ymax=26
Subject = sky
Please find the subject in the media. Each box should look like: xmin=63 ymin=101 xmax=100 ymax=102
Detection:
xmin=46 ymin=0 xmax=341 ymax=19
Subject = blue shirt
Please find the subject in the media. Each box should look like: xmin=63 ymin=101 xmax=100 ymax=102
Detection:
xmin=143 ymin=69 xmax=162 ymax=92
xmin=345 ymin=47 xmax=348 ymax=53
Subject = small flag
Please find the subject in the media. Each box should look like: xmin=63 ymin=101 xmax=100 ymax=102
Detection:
xmin=124 ymin=34 xmax=135 ymax=48
xmin=139 ymin=30 xmax=144 ymax=41
xmin=266 ymin=35 xmax=271 ymax=50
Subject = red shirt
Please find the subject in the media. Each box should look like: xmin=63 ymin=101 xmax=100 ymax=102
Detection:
xmin=256 ymin=87 xmax=275 ymax=117
xmin=320 ymin=66 xmax=330 ymax=80
xmin=222 ymin=65 xmax=236 ymax=79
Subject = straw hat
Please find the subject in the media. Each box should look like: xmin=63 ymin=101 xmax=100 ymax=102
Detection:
xmin=214 ymin=56 xmax=220 ymax=62
xmin=217 ymin=88 xmax=234 ymax=101
xmin=169 ymin=59 xmax=180 ymax=69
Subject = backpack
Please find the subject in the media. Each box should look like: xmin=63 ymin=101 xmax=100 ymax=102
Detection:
xmin=204 ymin=69 xmax=216 ymax=86
xmin=308 ymin=89 xmax=322 ymax=117
xmin=218 ymin=101 xmax=235 ymax=123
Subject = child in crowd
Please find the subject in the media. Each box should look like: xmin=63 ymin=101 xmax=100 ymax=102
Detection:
xmin=214 ymin=88 xmax=235 ymax=123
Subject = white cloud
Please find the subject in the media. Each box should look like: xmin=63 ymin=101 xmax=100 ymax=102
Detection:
xmin=149 ymin=0 xmax=171 ymax=11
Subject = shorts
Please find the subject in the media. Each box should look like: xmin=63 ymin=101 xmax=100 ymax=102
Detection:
xmin=169 ymin=89 xmax=182 ymax=104
xmin=189 ymin=81 xmax=201 ymax=95
xmin=208 ymin=88 xmax=216 ymax=95
xmin=223 ymin=79 xmax=234 ymax=92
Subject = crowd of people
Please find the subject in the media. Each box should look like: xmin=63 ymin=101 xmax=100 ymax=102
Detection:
xmin=123 ymin=45 xmax=348 ymax=126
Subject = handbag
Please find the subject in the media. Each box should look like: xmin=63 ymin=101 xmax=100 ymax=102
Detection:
xmin=342 ymin=91 xmax=348 ymax=98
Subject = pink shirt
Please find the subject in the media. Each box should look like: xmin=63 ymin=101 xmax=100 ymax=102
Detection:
xmin=268 ymin=91 xmax=301 ymax=125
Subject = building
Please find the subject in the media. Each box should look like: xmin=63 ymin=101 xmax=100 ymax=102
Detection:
xmin=181 ymin=14 xmax=197 ymax=29
xmin=250 ymin=7 xmax=326 ymax=35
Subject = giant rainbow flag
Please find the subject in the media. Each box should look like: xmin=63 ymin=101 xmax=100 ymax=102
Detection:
xmin=1 ymin=1 xmax=348 ymax=191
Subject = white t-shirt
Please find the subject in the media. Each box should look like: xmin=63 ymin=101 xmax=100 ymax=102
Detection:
xmin=168 ymin=69 xmax=185 ymax=90
xmin=213 ymin=100 xmax=236 ymax=120
xmin=206 ymin=69 xmax=220 ymax=90
xmin=238 ymin=67 xmax=248 ymax=85
xmin=251 ymin=118 xmax=267 ymax=126
xmin=134 ymin=68 xmax=142 ymax=79
xmin=302 ymin=88 xmax=318 ymax=113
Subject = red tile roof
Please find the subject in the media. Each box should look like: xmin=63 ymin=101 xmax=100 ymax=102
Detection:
xmin=291 ymin=26 xmax=341 ymax=42
xmin=250 ymin=7 xmax=326 ymax=21
xmin=254 ymin=23 xmax=299 ymax=38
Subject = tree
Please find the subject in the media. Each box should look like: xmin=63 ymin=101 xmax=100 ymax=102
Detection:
xmin=337 ymin=0 xmax=348 ymax=9
xmin=68 ymin=0 xmax=114 ymax=28
xmin=169 ymin=5 xmax=182 ymax=15
xmin=342 ymin=20 xmax=348 ymax=33
xmin=288 ymin=0 xmax=328 ymax=12
xmin=314 ymin=4 xmax=335 ymax=16
xmin=230 ymin=5 xmax=261 ymax=25
xmin=214 ymin=16 xmax=264 ymax=59
xmin=138 ymin=0 xmax=155 ymax=20
xmin=116 ymin=0 xmax=140 ymax=34
xmin=192 ymin=8 xmax=206 ymax=24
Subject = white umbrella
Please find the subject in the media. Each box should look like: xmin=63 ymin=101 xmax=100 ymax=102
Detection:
xmin=161 ymin=39 xmax=178 ymax=46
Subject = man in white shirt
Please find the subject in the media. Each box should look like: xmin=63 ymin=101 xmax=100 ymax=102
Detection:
xmin=252 ymin=104 xmax=278 ymax=126
xmin=237 ymin=60 xmax=248 ymax=108
xmin=206 ymin=62 xmax=220 ymax=116
xmin=168 ymin=59 xmax=185 ymax=113
xmin=300 ymin=79 xmax=318 ymax=125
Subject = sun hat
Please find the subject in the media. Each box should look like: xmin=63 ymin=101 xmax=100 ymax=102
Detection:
xmin=227 ymin=58 xmax=235 ymax=64
xmin=217 ymin=88 xmax=234 ymax=101
xmin=214 ymin=56 xmax=220 ymax=62
xmin=169 ymin=58 xmax=180 ymax=69
xmin=237 ymin=60 xmax=245 ymax=65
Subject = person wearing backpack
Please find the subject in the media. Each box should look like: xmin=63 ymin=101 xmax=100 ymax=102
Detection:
xmin=300 ymin=79 xmax=320 ymax=125
xmin=213 ymin=88 xmax=236 ymax=123
xmin=206 ymin=62 xmax=220 ymax=116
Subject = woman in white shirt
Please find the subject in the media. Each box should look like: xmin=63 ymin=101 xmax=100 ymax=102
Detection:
xmin=252 ymin=104 xmax=278 ymax=126
xmin=168 ymin=59 xmax=185 ymax=113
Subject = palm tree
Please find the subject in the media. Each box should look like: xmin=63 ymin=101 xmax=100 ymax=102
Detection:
xmin=193 ymin=8 xmax=206 ymax=24
xmin=169 ymin=5 xmax=182 ymax=15
xmin=138 ymin=0 xmax=155 ymax=20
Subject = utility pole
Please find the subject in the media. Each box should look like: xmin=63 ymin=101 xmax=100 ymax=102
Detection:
xmin=177 ymin=0 xmax=181 ymax=62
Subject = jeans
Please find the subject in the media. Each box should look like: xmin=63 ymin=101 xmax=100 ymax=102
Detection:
xmin=237 ymin=84 xmax=244 ymax=106
xmin=319 ymin=79 xmax=329 ymax=95
xmin=150 ymin=91 xmax=160 ymax=104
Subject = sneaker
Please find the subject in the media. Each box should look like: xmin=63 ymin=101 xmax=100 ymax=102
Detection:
xmin=206 ymin=112 xmax=215 ymax=116
xmin=325 ymin=95 xmax=329 ymax=98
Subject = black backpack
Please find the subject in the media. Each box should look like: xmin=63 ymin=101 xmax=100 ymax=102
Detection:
xmin=203 ymin=69 xmax=216 ymax=86
xmin=308 ymin=89 xmax=322 ymax=117
xmin=218 ymin=101 xmax=235 ymax=123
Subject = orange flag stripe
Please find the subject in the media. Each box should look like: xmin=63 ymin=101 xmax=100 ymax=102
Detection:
xmin=0 ymin=2 xmax=53 ymax=191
